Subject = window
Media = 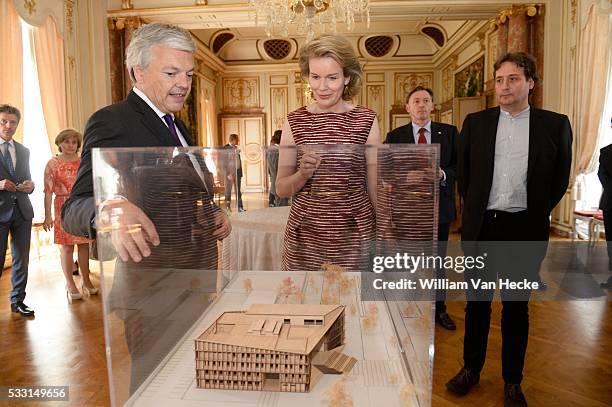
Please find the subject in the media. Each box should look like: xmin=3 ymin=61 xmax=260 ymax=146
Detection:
xmin=21 ymin=21 xmax=52 ymax=222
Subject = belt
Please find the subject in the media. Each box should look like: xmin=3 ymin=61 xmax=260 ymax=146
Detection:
xmin=484 ymin=209 xmax=527 ymax=219
xmin=296 ymin=188 xmax=365 ymax=197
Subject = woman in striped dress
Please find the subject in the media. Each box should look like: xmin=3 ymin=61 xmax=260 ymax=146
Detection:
xmin=276 ymin=35 xmax=381 ymax=272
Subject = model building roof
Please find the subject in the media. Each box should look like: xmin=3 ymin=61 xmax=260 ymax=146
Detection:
xmin=197 ymin=304 xmax=344 ymax=355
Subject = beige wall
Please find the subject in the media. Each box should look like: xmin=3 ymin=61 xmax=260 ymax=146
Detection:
xmin=65 ymin=0 xmax=591 ymax=234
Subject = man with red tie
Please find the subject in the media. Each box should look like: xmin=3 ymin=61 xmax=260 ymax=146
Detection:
xmin=385 ymin=86 xmax=458 ymax=330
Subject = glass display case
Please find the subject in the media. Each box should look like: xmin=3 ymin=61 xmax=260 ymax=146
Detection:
xmin=92 ymin=145 xmax=439 ymax=406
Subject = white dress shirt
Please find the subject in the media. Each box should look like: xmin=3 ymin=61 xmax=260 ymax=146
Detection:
xmin=487 ymin=106 xmax=530 ymax=212
xmin=133 ymin=87 xmax=189 ymax=147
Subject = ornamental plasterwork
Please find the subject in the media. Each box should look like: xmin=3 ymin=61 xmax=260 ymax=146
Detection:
xmin=570 ymin=0 xmax=578 ymax=27
xmin=490 ymin=4 xmax=542 ymax=29
xmin=23 ymin=0 xmax=36 ymax=15
xmin=223 ymin=78 xmax=260 ymax=109
xmin=366 ymin=85 xmax=385 ymax=127
xmin=441 ymin=64 xmax=453 ymax=103
xmin=121 ymin=0 xmax=133 ymax=10
xmin=394 ymin=73 xmax=433 ymax=105
xmin=271 ymin=87 xmax=287 ymax=130
xmin=64 ymin=0 xmax=74 ymax=35
xmin=486 ymin=29 xmax=499 ymax=79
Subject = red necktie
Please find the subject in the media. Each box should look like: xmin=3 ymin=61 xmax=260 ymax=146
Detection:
xmin=418 ymin=127 xmax=427 ymax=144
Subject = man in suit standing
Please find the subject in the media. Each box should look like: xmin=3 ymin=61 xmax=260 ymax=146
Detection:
xmin=385 ymin=86 xmax=458 ymax=331
xmin=223 ymin=133 xmax=245 ymax=212
xmin=62 ymin=23 xmax=230 ymax=256
xmin=447 ymin=52 xmax=572 ymax=406
xmin=598 ymin=143 xmax=612 ymax=288
xmin=0 ymin=104 xmax=35 ymax=317
xmin=61 ymin=23 xmax=231 ymax=393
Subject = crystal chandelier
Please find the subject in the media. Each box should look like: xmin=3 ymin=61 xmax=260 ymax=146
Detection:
xmin=249 ymin=0 xmax=370 ymax=41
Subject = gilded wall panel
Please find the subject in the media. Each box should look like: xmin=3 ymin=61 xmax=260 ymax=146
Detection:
xmin=441 ymin=64 xmax=454 ymax=103
xmin=294 ymin=83 xmax=313 ymax=108
xmin=223 ymin=77 xmax=260 ymax=110
xmin=486 ymin=29 xmax=499 ymax=81
xmin=270 ymin=75 xmax=288 ymax=86
xmin=394 ymin=73 xmax=433 ymax=105
xmin=270 ymin=87 xmax=288 ymax=132
xmin=366 ymin=84 xmax=385 ymax=137
xmin=366 ymin=72 xmax=385 ymax=83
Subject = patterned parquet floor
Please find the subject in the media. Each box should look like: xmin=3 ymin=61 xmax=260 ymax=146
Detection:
xmin=0 ymin=222 xmax=610 ymax=406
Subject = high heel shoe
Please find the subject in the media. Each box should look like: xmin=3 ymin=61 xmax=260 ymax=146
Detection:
xmin=66 ymin=287 xmax=83 ymax=303
xmin=81 ymin=282 xmax=99 ymax=296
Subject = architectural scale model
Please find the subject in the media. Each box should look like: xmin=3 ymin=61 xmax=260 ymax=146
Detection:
xmin=195 ymin=304 xmax=357 ymax=393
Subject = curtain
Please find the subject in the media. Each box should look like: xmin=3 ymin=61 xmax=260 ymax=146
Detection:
xmin=33 ymin=15 xmax=67 ymax=153
xmin=0 ymin=0 xmax=24 ymax=140
xmin=575 ymin=3 xmax=611 ymax=175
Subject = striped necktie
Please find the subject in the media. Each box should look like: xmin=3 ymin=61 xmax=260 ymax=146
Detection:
xmin=2 ymin=142 xmax=15 ymax=177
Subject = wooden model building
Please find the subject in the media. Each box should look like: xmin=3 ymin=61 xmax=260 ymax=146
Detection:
xmin=195 ymin=304 xmax=357 ymax=392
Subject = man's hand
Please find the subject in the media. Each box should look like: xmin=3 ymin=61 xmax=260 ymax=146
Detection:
xmin=438 ymin=167 xmax=445 ymax=181
xmin=212 ymin=210 xmax=231 ymax=240
xmin=99 ymin=200 xmax=160 ymax=263
xmin=0 ymin=179 xmax=16 ymax=191
xmin=16 ymin=180 xmax=34 ymax=193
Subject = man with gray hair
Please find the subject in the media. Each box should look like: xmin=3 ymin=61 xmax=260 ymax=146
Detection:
xmin=62 ymin=22 xmax=230 ymax=394
xmin=64 ymin=22 xmax=229 ymax=247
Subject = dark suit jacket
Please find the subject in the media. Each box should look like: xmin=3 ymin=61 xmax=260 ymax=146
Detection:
xmin=0 ymin=141 xmax=34 ymax=223
xmin=385 ymin=121 xmax=458 ymax=224
xmin=222 ymin=143 xmax=242 ymax=178
xmin=62 ymin=90 xmax=199 ymax=239
xmin=61 ymin=91 xmax=221 ymax=393
xmin=598 ymin=144 xmax=612 ymax=211
xmin=458 ymin=106 xmax=573 ymax=241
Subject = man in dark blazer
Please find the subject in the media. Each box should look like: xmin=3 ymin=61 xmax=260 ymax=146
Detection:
xmin=222 ymin=133 xmax=245 ymax=211
xmin=598 ymin=143 xmax=612 ymax=288
xmin=448 ymin=52 xmax=572 ymax=407
xmin=0 ymin=105 xmax=35 ymax=317
xmin=385 ymin=86 xmax=458 ymax=330
xmin=61 ymin=23 xmax=231 ymax=394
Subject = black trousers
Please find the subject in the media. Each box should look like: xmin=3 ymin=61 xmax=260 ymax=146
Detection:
xmin=463 ymin=210 xmax=535 ymax=384
xmin=604 ymin=209 xmax=612 ymax=270
xmin=224 ymin=173 xmax=244 ymax=209
xmin=435 ymin=222 xmax=450 ymax=314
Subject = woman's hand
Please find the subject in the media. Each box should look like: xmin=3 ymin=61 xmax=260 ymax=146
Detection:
xmin=298 ymin=153 xmax=321 ymax=180
xmin=43 ymin=216 xmax=53 ymax=232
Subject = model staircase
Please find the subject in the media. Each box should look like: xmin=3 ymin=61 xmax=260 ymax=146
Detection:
xmin=311 ymin=350 xmax=357 ymax=374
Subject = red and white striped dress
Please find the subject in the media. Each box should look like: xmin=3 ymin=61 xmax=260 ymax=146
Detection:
xmin=282 ymin=105 xmax=377 ymax=272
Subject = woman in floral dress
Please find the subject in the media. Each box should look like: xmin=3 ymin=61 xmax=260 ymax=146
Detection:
xmin=44 ymin=129 xmax=97 ymax=301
